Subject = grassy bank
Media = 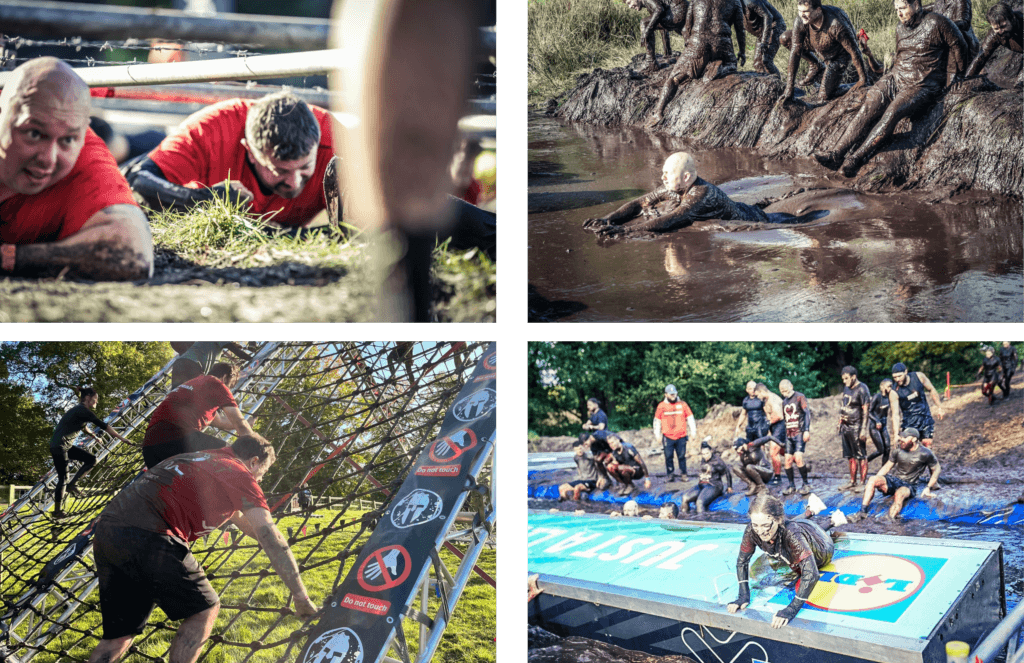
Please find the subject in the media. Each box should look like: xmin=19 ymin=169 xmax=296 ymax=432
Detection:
xmin=529 ymin=0 xmax=1006 ymax=103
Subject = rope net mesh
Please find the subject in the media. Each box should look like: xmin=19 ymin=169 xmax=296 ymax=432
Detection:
xmin=0 ymin=341 xmax=489 ymax=663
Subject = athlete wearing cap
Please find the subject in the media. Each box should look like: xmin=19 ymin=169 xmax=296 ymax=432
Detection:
xmin=653 ymin=383 xmax=696 ymax=480
xmin=856 ymin=427 xmax=940 ymax=520
xmin=889 ymin=362 xmax=944 ymax=447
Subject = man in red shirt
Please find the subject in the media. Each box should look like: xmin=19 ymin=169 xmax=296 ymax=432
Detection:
xmin=125 ymin=91 xmax=336 ymax=229
xmin=653 ymin=384 xmax=697 ymax=480
xmin=142 ymin=362 xmax=254 ymax=469
xmin=86 ymin=434 xmax=318 ymax=663
xmin=0 ymin=57 xmax=153 ymax=280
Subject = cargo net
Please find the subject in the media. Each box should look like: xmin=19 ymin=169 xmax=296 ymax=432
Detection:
xmin=0 ymin=341 xmax=489 ymax=663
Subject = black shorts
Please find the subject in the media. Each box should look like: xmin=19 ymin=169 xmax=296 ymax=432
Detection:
xmin=840 ymin=424 xmax=866 ymax=459
xmin=568 ymin=479 xmax=597 ymax=490
xmin=171 ymin=358 xmax=204 ymax=388
xmin=881 ymin=475 xmax=919 ymax=500
xmin=901 ymin=416 xmax=934 ymax=440
xmin=94 ymin=521 xmax=219 ymax=639
xmin=785 ymin=434 xmax=806 ymax=456
xmin=142 ymin=421 xmax=227 ymax=469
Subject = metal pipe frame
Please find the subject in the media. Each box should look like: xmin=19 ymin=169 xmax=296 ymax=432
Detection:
xmin=972 ymin=600 xmax=1024 ymax=663
xmin=0 ymin=1 xmax=495 ymax=55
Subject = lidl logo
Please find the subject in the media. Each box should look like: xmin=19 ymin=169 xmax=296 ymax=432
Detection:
xmin=799 ymin=554 xmax=926 ymax=614
xmin=782 ymin=553 xmax=942 ymax=627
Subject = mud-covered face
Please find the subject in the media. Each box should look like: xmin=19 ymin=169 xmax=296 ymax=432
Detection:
xmin=658 ymin=504 xmax=676 ymax=519
xmin=745 ymin=381 xmax=756 ymax=397
xmin=779 ymin=383 xmax=794 ymax=398
xmin=880 ymin=382 xmax=891 ymax=396
xmin=899 ymin=436 xmax=917 ymax=451
xmin=700 ymin=448 xmax=713 ymax=462
xmin=797 ymin=2 xmax=822 ymax=25
xmin=991 ymin=17 xmax=1012 ymax=36
xmin=892 ymin=369 xmax=909 ymax=386
xmin=624 ymin=0 xmax=644 ymax=10
xmin=608 ymin=436 xmax=622 ymax=451
xmin=750 ymin=512 xmax=780 ymax=541
xmin=985 ymin=349 xmax=995 ymax=358
xmin=575 ymin=444 xmax=586 ymax=457
xmin=841 ymin=373 xmax=854 ymax=387
xmin=894 ymin=0 xmax=920 ymax=25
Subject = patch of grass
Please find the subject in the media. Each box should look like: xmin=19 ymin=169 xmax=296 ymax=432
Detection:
xmin=432 ymin=241 xmax=497 ymax=322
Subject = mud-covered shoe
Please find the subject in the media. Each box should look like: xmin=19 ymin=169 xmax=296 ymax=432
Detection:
xmin=800 ymin=484 xmax=812 ymax=495
xmin=814 ymin=151 xmax=842 ymax=170
xmin=888 ymin=502 xmax=903 ymax=520
xmin=783 ymin=485 xmax=796 ymax=495
xmin=840 ymin=155 xmax=863 ymax=178
xmin=745 ymin=484 xmax=760 ymax=497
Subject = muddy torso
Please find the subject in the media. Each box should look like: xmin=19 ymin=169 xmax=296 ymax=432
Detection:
xmin=798 ymin=5 xmax=857 ymax=60
xmin=840 ymin=382 xmax=871 ymax=428
xmin=895 ymin=373 xmax=933 ymax=421
xmin=689 ymin=0 xmax=743 ymax=46
xmin=644 ymin=0 xmax=690 ymax=30
xmin=890 ymin=11 xmax=963 ymax=87
xmin=743 ymin=394 xmax=768 ymax=429
xmin=889 ymin=445 xmax=938 ymax=483
xmin=640 ymin=178 xmax=769 ymax=226
xmin=1000 ymin=345 xmax=1019 ymax=371
xmin=933 ymin=0 xmax=972 ymax=27
xmin=981 ymin=355 xmax=1002 ymax=381
xmin=782 ymin=392 xmax=810 ymax=438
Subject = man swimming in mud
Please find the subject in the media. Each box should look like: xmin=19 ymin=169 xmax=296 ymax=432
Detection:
xmin=816 ymin=0 xmax=967 ymax=177
xmin=727 ymin=493 xmax=834 ymax=628
xmin=583 ymin=152 xmax=811 ymax=238
xmin=624 ymin=0 xmax=691 ymax=73
xmin=646 ymin=0 xmax=746 ymax=126
xmin=965 ymin=3 xmax=1023 ymax=87
xmin=782 ymin=0 xmax=868 ymax=103
xmin=889 ymin=361 xmax=944 ymax=447
xmin=854 ymin=427 xmax=940 ymax=520
xmin=976 ymin=345 xmax=1004 ymax=405
xmin=741 ymin=0 xmax=787 ymax=76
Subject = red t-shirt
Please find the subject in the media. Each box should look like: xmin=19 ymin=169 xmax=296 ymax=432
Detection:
xmin=0 ymin=129 xmax=138 ymax=244
xmin=146 ymin=375 xmax=237 ymax=439
xmin=460 ymin=178 xmax=482 ymax=206
xmin=101 ymin=447 xmax=268 ymax=544
xmin=655 ymin=399 xmax=694 ymax=440
xmin=148 ymin=98 xmax=335 ymax=227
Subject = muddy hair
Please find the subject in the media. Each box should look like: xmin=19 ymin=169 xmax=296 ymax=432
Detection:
xmin=209 ymin=362 xmax=241 ymax=390
xmin=231 ymin=434 xmax=276 ymax=472
xmin=748 ymin=492 xmax=785 ymax=521
xmin=75 ymin=387 xmax=98 ymax=401
xmin=841 ymin=365 xmax=858 ymax=377
xmin=245 ymin=91 xmax=320 ymax=161
xmin=987 ymin=2 xmax=1014 ymax=23
xmin=797 ymin=0 xmax=821 ymax=8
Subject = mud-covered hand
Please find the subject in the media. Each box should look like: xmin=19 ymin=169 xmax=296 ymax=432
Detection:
xmin=781 ymin=84 xmax=795 ymax=101
xmin=583 ymin=217 xmax=611 ymax=231
xmin=772 ymin=602 xmax=801 ymax=628
xmin=727 ymin=601 xmax=749 ymax=613
xmin=738 ymin=51 xmax=746 ymax=67
xmin=596 ymin=224 xmax=626 ymax=238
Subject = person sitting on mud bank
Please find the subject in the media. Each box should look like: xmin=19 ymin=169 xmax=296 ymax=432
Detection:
xmin=965 ymin=3 xmax=1023 ymax=87
xmin=0 ymin=58 xmax=153 ymax=281
xmin=782 ymin=0 xmax=869 ymax=103
xmin=976 ymin=345 xmax=1005 ymax=404
xmin=854 ymin=427 xmax=940 ymax=520
xmin=727 ymin=493 xmax=835 ymax=629
xmin=816 ymin=0 xmax=967 ymax=177
xmin=624 ymin=0 xmax=691 ymax=73
xmin=646 ymin=0 xmax=746 ymax=126
xmin=682 ymin=439 xmax=733 ymax=513
xmin=732 ymin=436 xmax=773 ymax=495
xmin=583 ymin=153 xmax=779 ymax=238
xmin=558 ymin=436 xmax=612 ymax=501
xmin=599 ymin=430 xmax=652 ymax=496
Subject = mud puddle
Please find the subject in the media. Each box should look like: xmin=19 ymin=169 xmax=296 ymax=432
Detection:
xmin=528 ymin=116 xmax=1023 ymax=322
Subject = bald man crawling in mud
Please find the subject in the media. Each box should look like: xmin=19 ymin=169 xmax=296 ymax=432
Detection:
xmin=0 ymin=57 xmax=153 ymax=281
xmin=582 ymin=152 xmax=817 ymax=238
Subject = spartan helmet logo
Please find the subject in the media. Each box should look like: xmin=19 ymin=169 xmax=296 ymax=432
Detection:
xmin=390 ymin=489 xmax=443 ymax=528
xmin=452 ymin=389 xmax=496 ymax=422
xmin=304 ymin=627 xmax=363 ymax=663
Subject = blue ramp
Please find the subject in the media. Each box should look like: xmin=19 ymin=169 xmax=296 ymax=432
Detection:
xmin=528 ymin=511 xmax=1004 ymax=663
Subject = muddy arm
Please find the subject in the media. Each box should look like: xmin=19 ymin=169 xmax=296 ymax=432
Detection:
xmin=620 ymin=205 xmax=697 ymax=233
xmin=838 ymin=28 xmax=869 ymax=88
xmin=5 ymin=205 xmax=153 ymax=281
xmin=940 ymin=17 xmax=969 ymax=82
xmin=965 ymin=30 xmax=999 ymax=77
xmin=784 ymin=21 xmax=806 ymax=95
xmin=734 ymin=4 xmax=747 ymax=65
xmin=887 ymin=390 xmax=902 ymax=433
xmin=641 ymin=0 xmax=666 ymax=44
xmin=751 ymin=1 xmax=773 ymax=45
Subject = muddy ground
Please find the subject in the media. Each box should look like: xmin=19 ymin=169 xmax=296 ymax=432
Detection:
xmin=530 ymin=372 xmax=1024 ymax=495
xmin=0 ymin=248 xmax=495 ymax=322
xmin=550 ymin=51 xmax=1023 ymax=198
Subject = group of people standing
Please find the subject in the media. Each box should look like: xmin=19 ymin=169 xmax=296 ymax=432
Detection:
xmin=556 ymin=349 xmax=1021 ymax=521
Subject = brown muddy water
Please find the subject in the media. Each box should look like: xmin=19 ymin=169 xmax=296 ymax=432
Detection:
xmin=528 ymin=116 xmax=1024 ymax=322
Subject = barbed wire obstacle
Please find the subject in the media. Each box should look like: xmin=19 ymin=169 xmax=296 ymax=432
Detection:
xmin=0 ymin=341 xmax=495 ymax=663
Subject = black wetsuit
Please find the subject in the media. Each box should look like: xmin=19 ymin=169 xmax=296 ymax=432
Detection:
xmin=734 ymin=518 xmax=834 ymax=621
xmin=49 ymin=404 xmax=104 ymax=512
xmin=684 ymin=455 xmax=732 ymax=511
xmin=867 ymin=392 xmax=891 ymax=463
xmin=999 ymin=344 xmax=1019 ymax=396
xmin=742 ymin=394 xmax=770 ymax=441
xmin=895 ymin=372 xmax=936 ymax=439
xmin=980 ymin=355 xmax=1003 ymax=400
